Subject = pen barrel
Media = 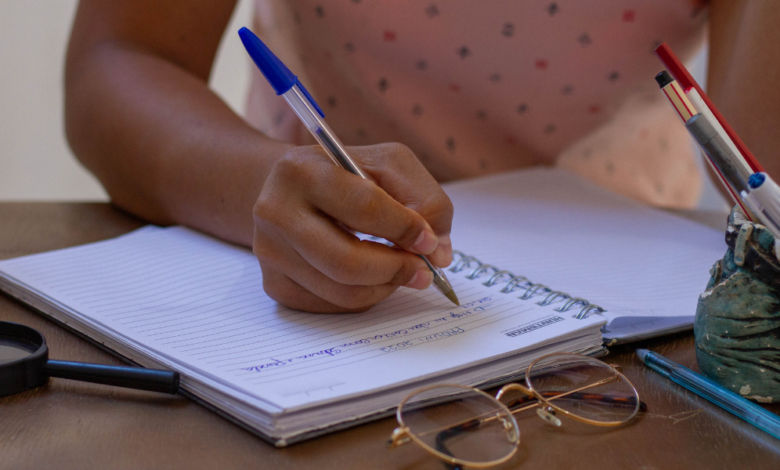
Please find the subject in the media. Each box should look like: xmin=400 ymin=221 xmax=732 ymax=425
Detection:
xmin=44 ymin=360 xmax=180 ymax=394
xmin=684 ymin=89 xmax=755 ymax=175
xmin=660 ymin=80 xmax=696 ymax=122
xmin=282 ymin=85 xmax=368 ymax=180
xmin=645 ymin=353 xmax=780 ymax=440
xmin=686 ymin=114 xmax=751 ymax=194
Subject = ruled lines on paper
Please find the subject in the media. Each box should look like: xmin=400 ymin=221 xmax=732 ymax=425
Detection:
xmin=0 ymin=227 xmax=581 ymax=408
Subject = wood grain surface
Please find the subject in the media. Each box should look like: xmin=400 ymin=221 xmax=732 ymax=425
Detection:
xmin=1 ymin=203 xmax=778 ymax=470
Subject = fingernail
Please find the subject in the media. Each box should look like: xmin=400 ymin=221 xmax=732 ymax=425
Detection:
xmin=432 ymin=234 xmax=453 ymax=267
xmin=412 ymin=228 xmax=438 ymax=255
xmin=405 ymin=268 xmax=433 ymax=290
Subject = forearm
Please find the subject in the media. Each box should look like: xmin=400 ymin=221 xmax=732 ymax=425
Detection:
xmin=62 ymin=0 xmax=454 ymax=314
xmin=709 ymin=0 xmax=780 ymax=180
xmin=65 ymin=42 xmax=293 ymax=246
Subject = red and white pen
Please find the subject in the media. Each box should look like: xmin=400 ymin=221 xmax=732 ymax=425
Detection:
xmin=654 ymin=43 xmax=762 ymax=176
xmin=654 ymin=71 xmax=755 ymax=219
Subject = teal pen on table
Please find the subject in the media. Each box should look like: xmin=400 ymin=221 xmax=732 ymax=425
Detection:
xmin=637 ymin=349 xmax=780 ymax=440
xmin=237 ymin=27 xmax=459 ymax=306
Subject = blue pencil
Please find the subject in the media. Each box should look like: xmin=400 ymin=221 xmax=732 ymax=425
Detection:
xmin=637 ymin=349 xmax=780 ymax=440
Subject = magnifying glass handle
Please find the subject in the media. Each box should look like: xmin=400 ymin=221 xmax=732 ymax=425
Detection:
xmin=44 ymin=360 xmax=179 ymax=394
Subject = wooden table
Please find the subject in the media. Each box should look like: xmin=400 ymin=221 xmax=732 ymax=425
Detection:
xmin=1 ymin=203 xmax=779 ymax=470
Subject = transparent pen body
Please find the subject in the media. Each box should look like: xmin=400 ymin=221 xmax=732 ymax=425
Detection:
xmin=282 ymin=85 xmax=368 ymax=179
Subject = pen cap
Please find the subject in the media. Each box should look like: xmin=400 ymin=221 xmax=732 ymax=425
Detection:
xmin=238 ymin=27 xmax=325 ymax=118
xmin=747 ymin=173 xmax=780 ymax=210
xmin=655 ymin=71 xmax=674 ymax=88
xmin=238 ymin=27 xmax=296 ymax=95
xmin=749 ymin=173 xmax=767 ymax=190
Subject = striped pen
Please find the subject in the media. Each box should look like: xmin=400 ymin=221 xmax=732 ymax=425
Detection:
xmin=655 ymin=71 xmax=756 ymax=220
xmin=655 ymin=43 xmax=763 ymax=175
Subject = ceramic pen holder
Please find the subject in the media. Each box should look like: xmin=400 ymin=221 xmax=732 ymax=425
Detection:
xmin=695 ymin=206 xmax=780 ymax=403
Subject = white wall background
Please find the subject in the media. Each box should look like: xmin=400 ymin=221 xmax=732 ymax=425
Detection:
xmin=0 ymin=1 xmax=724 ymax=209
xmin=0 ymin=0 xmax=253 ymax=201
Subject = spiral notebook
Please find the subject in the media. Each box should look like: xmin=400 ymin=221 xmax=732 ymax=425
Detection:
xmin=0 ymin=168 xmax=725 ymax=444
xmin=444 ymin=168 xmax=726 ymax=344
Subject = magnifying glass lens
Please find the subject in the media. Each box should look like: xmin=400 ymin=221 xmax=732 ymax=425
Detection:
xmin=0 ymin=336 xmax=37 ymax=364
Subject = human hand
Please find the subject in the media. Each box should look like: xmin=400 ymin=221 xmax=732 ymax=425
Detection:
xmin=253 ymin=143 xmax=454 ymax=313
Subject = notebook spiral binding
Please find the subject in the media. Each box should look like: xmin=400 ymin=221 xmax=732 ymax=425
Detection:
xmin=449 ymin=251 xmax=605 ymax=319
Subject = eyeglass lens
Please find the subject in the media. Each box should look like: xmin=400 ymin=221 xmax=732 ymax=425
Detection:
xmin=526 ymin=355 xmax=639 ymax=423
xmin=399 ymin=385 xmax=519 ymax=466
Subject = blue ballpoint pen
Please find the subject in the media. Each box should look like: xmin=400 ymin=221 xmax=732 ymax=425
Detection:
xmin=637 ymin=349 xmax=780 ymax=440
xmin=238 ymin=27 xmax=459 ymax=306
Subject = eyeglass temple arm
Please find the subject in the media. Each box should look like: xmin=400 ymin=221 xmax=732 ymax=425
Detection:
xmin=435 ymin=420 xmax=479 ymax=470
xmin=499 ymin=373 xmax=647 ymax=413
xmin=505 ymin=390 xmax=648 ymax=413
xmin=406 ymin=373 xmax=647 ymax=456
xmin=435 ymin=435 xmax=466 ymax=470
xmin=416 ymin=375 xmax=644 ymax=444
xmin=388 ymin=426 xmax=465 ymax=470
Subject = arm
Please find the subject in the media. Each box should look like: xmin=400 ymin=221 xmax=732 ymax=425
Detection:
xmin=708 ymin=0 xmax=780 ymax=185
xmin=65 ymin=0 xmax=453 ymax=313
xmin=65 ymin=0 xmax=276 ymax=244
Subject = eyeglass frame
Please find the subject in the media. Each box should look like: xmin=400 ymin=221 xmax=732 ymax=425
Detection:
xmin=388 ymin=352 xmax=643 ymax=469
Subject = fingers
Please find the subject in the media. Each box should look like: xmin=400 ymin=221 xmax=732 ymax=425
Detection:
xmin=261 ymin=202 xmax=428 ymax=287
xmin=253 ymin=143 xmax=452 ymax=312
xmin=425 ymin=233 xmax=452 ymax=268
xmin=260 ymin=268 xmax=372 ymax=313
xmin=351 ymin=143 xmax=454 ymax=267
xmin=261 ymin=266 xmax=432 ymax=314
xmin=307 ymin=169 xmax=441 ymax=256
xmin=254 ymin=219 xmax=432 ymax=311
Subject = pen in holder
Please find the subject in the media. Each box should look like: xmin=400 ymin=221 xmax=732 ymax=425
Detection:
xmin=695 ymin=206 xmax=780 ymax=403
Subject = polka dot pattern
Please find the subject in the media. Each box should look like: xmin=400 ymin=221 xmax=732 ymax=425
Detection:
xmin=247 ymin=0 xmax=709 ymax=208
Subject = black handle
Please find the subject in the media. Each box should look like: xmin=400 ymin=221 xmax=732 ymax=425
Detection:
xmin=44 ymin=360 xmax=179 ymax=394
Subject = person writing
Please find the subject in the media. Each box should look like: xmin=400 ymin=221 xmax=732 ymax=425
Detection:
xmin=64 ymin=1 xmax=780 ymax=313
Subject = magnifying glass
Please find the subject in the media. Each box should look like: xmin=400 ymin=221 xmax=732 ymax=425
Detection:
xmin=0 ymin=321 xmax=179 ymax=397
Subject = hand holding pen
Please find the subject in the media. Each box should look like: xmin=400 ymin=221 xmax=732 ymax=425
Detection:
xmin=240 ymin=28 xmax=457 ymax=312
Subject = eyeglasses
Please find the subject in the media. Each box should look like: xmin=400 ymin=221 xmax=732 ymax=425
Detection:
xmin=388 ymin=352 xmax=644 ymax=468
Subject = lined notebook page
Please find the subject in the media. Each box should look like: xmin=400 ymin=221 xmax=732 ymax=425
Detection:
xmin=444 ymin=168 xmax=727 ymax=323
xmin=0 ymin=226 xmax=601 ymax=411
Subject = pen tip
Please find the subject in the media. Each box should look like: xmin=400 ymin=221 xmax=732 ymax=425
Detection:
xmin=636 ymin=349 xmax=649 ymax=362
xmin=445 ymin=290 xmax=460 ymax=306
